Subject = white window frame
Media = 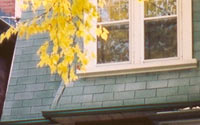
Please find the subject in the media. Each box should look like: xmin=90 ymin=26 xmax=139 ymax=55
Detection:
xmin=78 ymin=0 xmax=197 ymax=78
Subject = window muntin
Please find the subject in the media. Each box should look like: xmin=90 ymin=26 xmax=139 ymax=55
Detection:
xmin=144 ymin=0 xmax=177 ymax=59
xmin=97 ymin=0 xmax=129 ymax=64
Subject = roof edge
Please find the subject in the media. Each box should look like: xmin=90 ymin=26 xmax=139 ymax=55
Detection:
xmin=42 ymin=101 xmax=200 ymax=118
xmin=0 ymin=18 xmax=13 ymax=27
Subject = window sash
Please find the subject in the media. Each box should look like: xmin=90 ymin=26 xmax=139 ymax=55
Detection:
xmin=97 ymin=20 xmax=129 ymax=26
xmin=141 ymin=0 xmax=180 ymax=62
xmin=96 ymin=0 xmax=131 ymax=65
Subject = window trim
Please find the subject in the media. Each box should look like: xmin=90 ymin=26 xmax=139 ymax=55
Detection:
xmin=78 ymin=0 xmax=197 ymax=78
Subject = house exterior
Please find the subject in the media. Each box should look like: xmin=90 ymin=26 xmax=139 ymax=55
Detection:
xmin=0 ymin=0 xmax=200 ymax=124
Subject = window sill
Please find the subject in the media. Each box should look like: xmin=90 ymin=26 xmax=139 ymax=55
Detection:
xmin=78 ymin=59 xmax=198 ymax=78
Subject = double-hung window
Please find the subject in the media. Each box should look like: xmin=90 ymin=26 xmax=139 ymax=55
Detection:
xmin=79 ymin=0 xmax=197 ymax=77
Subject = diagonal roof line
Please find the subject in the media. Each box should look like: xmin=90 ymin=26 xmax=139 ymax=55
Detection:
xmin=0 ymin=17 xmax=12 ymax=27
xmin=0 ymin=10 xmax=16 ymax=26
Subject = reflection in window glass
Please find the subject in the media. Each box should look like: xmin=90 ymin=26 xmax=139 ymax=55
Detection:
xmin=98 ymin=0 xmax=129 ymax=22
xmin=145 ymin=18 xmax=177 ymax=59
xmin=97 ymin=24 xmax=129 ymax=64
xmin=144 ymin=0 xmax=176 ymax=18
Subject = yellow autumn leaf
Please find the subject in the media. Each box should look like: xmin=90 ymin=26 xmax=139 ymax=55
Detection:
xmin=101 ymin=32 xmax=108 ymax=41
xmin=96 ymin=27 xmax=102 ymax=36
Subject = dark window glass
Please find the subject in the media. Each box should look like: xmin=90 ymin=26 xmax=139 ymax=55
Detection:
xmin=97 ymin=24 xmax=129 ymax=64
xmin=145 ymin=18 xmax=177 ymax=59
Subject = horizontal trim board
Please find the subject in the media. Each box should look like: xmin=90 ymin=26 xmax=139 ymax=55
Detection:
xmin=79 ymin=59 xmax=197 ymax=78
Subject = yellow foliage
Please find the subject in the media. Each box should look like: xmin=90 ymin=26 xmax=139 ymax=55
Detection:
xmin=0 ymin=0 xmax=110 ymax=85
xmin=98 ymin=0 xmax=106 ymax=8
xmin=138 ymin=0 xmax=149 ymax=2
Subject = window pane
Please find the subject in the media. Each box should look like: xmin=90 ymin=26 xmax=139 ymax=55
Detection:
xmin=144 ymin=0 xmax=176 ymax=18
xmin=98 ymin=0 xmax=128 ymax=22
xmin=97 ymin=24 xmax=129 ymax=64
xmin=145 ymin=18 xmax=177 ymax=59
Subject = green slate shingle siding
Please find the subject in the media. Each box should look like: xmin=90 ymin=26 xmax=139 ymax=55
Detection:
xmin=1 ymin=0 xmax=200 ymax=121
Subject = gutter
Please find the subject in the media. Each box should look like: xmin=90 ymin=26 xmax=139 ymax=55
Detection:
xmin=0 ymin=119 xmax=51 ymax=125
xmin=1 ymin=101 xmax=200 ymax=124
xmin=42 ymin=101 xmax=200 ymax=123
xmin=43 ymin=101 xmax=200 ymax=118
